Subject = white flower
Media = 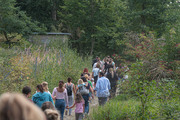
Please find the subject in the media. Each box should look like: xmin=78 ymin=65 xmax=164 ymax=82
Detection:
xmin=167 ymin=4 xmax=169 ymax=7
xmin=170 ymin=2 xmax=172 ymax=4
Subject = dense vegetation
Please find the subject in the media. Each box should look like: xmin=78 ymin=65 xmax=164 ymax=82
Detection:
xmin=0 ymin=0 xmax=180 ymax=119
xmin=0 ymin=43 xmax=92 ymax=94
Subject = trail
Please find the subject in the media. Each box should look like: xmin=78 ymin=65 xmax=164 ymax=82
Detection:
xmin=64 ymin=97 xmax=99 ymax=120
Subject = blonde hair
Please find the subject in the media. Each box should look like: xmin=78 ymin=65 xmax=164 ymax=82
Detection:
xmin=44 ymin=109 xmax=60 ymax=120
xmin=0 ymin=93 xmax=46 ymax=120
xmin=78 ymin=79 xmax=83 ymax=85
xmin=42 ymin=81 xmax=49 ymax=91
xmin=109 ymin=68 xmax=114 ymax=78
xmin=84 ymin=74 xmax=89 ymax=80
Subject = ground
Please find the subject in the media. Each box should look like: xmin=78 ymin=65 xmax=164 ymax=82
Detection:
xmin=64 ymin=97 xmax=99 ymax=120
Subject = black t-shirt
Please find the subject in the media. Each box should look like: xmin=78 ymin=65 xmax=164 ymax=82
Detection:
xmin=81 ymin=73 xmax=90 ymax=77
xmin=106 ymin=72 xmax=118 ymax=87
xmin=106 ymin=64 xmax=113 ymax=73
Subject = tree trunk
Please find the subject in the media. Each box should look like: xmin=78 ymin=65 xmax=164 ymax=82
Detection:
xmin=90 ymin=0 xmax=95 ymax=56
xmin=141 ymin=3 xmax=145 ymax=23
xmin=52 ymin=0 xmax=57 ymax=21
xmin=90 ymin=38 xmax=95 ymax=55
xmin=3 ymin=31 xmax=11 ymax=48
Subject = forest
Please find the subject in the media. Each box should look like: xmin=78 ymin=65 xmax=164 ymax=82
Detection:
xmin=0 ymin=0 xmax=180 ymax=119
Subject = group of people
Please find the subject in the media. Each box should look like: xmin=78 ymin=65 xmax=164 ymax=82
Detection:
xmin=92 ymin=56 xmax=118 ymax=99
xmin=0 ymin=56 xmax=120 ymax=120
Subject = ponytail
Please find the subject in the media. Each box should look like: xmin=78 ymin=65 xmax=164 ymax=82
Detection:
xmin=58 ymin=81 xmax=64 ymax=89
xmin=37 ymin=84 xmax=44 ymax=93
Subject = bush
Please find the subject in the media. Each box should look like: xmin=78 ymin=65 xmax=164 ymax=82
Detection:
xmin=0 ymin=45 xmax=92 ymax=94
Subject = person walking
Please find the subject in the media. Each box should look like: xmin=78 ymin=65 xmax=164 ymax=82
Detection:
xmin=65 ymin=77 xmax=76 ymax=116
xmin=67 ymin=93 xmax=85 ymax=120
xmin=106 ymin=68 xmax=118 ymax=99
xmin=52 ymin=81 xmax=68 ymax=120
xmin=92 ymin=63 xmax=100 ymax=86
xmin=94 ymin=72 xmax=111 ymax=106
xmin=76 ymin=78 xmax=94 ymax=116
xmin=32 ymin=84 xmax=54 ymax=108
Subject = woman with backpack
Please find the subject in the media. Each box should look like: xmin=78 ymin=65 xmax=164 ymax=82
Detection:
xmin=64 ymin=77 xmax=76 ymax=116
xmin=52 ymin=81 xmax=68 ymax=120
xmin=76 ymin=77 xmax=94 ymax=116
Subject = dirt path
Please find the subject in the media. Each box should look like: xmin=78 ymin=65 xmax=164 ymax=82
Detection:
xmin=64 ymin=97 xmax=99 ymax=120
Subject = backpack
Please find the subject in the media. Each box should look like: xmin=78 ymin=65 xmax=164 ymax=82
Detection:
xmin=78 ymin=84 xmax=89 ymax=95
xmin=66 ymin=83 xmax=73 ymax=96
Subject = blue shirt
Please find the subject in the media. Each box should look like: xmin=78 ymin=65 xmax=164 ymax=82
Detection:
xmin=94 ymin=76 xmax=111 ymax=97
xmin=32 ymin=92 xmax=54 ymax=108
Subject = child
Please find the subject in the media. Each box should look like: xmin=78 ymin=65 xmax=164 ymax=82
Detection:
xmin=67 ymin=93 xmax=85 ymax=120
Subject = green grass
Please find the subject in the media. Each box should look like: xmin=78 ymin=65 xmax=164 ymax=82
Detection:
xmin=0 ymin=45 xmax=92 ymax=94
xmin=89 ymin=94 xmax=180 ymax=120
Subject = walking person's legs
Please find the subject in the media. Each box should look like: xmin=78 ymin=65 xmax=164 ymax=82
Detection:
xmin=68 ymin=96 xmax=73 ymax=115
xmin=82 ymin=95 xmax=89 ymax=114
xmin=98 ymin=97 xmax=108 ymax=106
xmin=75 ymin=113 xmax=83 ymax=120
xmin=55 ymin=99 xmax=65 ymax=120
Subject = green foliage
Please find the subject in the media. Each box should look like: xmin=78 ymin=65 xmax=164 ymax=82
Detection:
xmin=60 ymin=0 xmax=126 ymax=56
xmin=0 ymin=44 xmax=92 ymax=94
xmin=0 ymin=0 xmax=43 ymax=47
xmin=125 ymin=0 xmax=178 ymax=36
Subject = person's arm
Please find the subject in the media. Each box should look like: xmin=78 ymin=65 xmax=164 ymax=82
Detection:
xmin=83 ymin=103 xmax=85 ymax=113
xmin=92 ymin=72 xmax=94 ymax=78
xmin=89 ymin=86 xmax=94 ymax=99
xmin=94 ymin=80 xmax=99 ymax=91
xmin=49 ymin=94 xmax=55 ymax=105
xmin=64 ymin=89 xmax=69 ymax=108
xmin=67 ymin=103 xmax=76 ymax=109
xmin=51 ymin=88 xmax=56 ymax=100
xmin=107 ymin=79 xmax=111 ymax=90
xmin=73 ymin=84 xmax=76 ymax=95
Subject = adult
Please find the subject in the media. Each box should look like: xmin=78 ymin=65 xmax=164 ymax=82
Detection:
xmin=22 ymin=86 xmax=32 ymax=102
xmin=92 ymin=56 xmax=99 ymax=67
xmin=81 ymin=68 xmax=90 ymax=77
xmin=32 ymin=84 xmax=54 ymax=108
xmin=106 ymin=60 xmax=114 ymax=74
xmin=65 ymin=78 xmax=76 ymax=116
xmin=92 ymin=63 xmax=100 ymax=86
xmin=106 ymin=68 xmax=118 ymax=98
xmin=0 ymin=93 xmax=46 ymax=120
xmin=94 ymin=72 xmax=111 ymax=106
xmin=52 ymin=81 xmax=68 ymax=120
xmin=42 ymin=82 xmax=51 ymax=95
xmin=77 ymin=77 xmax=94 ymax=115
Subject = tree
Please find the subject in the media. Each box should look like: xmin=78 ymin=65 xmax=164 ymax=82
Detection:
xmin=60 ymin=0 xmax=126 ymax=56
xmin=125 ymin=0 xmax=176 ymax=36
xmin=0 ymin=0 xmax=42 ymax=47
xmin=16 ymin=0 xmax=64 ymax=31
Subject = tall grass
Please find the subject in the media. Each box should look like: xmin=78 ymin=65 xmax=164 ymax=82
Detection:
xmin=0 ymin=45 xmax=92 ymax=94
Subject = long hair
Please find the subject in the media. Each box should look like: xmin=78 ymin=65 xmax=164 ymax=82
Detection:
xmin=37 ymin=84 xmax=44 ymax=93
xmin=41 ymin=82 xmax=49 ymax=91
xmin=75 ymin=93 xmax=83 ymax=103
xmin=109 ymin=68 xmax=114 ymax=78
xmin=44 ymin=109 xmax=60 ymax=120
xmin=78 ymin=79 xmax=83 ymax=85
xmin=0 ymin=93 xmax=45 ymax=120
xmin=67 ymin=78 xmax=72 ymax=83
xmin=58 ymin=80 xmax=64 ymax=88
